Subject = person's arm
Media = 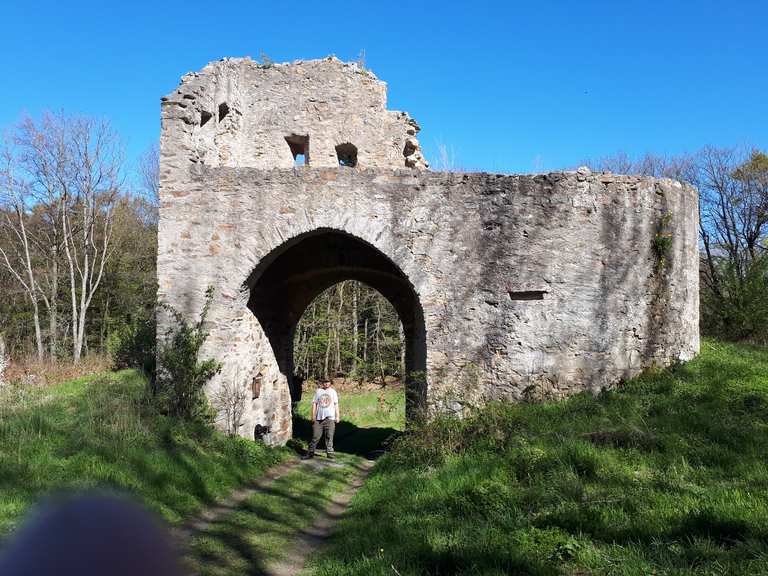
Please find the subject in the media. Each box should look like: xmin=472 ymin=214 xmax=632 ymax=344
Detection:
xmin=311 ymin=398 xmax=317 ymax=421
xmin=335 ymin=391 xmax=340 ymax=423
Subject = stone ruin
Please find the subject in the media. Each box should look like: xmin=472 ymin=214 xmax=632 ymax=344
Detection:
xmin=158 ymin=56 xmax=699 ymax=445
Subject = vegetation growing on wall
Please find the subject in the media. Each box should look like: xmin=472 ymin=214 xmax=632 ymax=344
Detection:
xmin=652 ymin=211 xmax=674 ymax=272
xmin=155 ymin=287 xmax=221 ymax=422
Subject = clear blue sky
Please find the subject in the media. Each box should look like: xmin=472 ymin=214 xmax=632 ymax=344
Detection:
xmin=1 ymin=0 xmax=765 ymax=174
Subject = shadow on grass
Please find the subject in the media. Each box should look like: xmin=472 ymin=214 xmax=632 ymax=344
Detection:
xmin=291 ymin=412 xmax=401 ymax=459
xmin=185 ymin=461 xmax=355 ymax=576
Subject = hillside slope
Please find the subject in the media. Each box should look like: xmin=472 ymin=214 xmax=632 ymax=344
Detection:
xmin=0 ymin=371 xmax=284 ymax=537
xmin=313 ymin=340 xmax=768 ymax=575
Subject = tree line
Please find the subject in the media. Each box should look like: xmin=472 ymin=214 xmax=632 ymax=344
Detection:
xmin=0 ymin=112 xmax=157 ymax=362
xmin=293 ymin=281 xmax=404 ymax=383
xmin=0 ymin=111 xmax=405 ymax=380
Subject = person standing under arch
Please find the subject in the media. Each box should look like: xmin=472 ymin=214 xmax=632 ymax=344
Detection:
xmin=302 ymin=380 xmax=340 ymax=459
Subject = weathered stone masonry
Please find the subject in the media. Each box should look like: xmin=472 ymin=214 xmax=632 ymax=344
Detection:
xmin=159 ymin=57 xmax=699 ymax=445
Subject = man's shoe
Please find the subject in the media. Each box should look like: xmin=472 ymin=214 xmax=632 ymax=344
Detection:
xmin=326 ymin=452 xmax=335 ymax=460
xmin=301 ymin=453 xmax=314 ymax=460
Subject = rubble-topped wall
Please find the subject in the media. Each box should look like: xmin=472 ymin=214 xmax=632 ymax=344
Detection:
xmin=161 ymin=56 xmax=428 ymax=170
xmin=158 ymin=58 xmax=700 ymax=445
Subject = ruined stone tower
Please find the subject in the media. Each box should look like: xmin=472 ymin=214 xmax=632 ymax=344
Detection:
xmin=159 ymin=57 xmax=699 ymax=445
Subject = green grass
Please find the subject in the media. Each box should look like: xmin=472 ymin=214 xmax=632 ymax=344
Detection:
xmin=293 ymin=387 xmax=405 ymax=456
xmin=185 ymin=453 xmax=362 ymax=575
xmin=0 ymin=370 xmax=285 ymax=537
xmin=310 ymin=340 xmax=768 ymax=575
xmin=294 ymin=387 xmax=405 ymax=430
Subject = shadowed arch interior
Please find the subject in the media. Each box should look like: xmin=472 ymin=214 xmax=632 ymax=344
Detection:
xmin=245 ymin=229 xmax=427 ymax=420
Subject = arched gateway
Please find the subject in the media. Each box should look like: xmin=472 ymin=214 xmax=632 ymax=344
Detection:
xmin=246 ymin=228 xmax=427 ymax=415
xmin=158 ymin=57 xmax=699 ymax=445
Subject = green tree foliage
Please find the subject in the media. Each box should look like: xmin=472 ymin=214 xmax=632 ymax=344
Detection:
xmin=107 ymin=311 xmax=156 ymax=376
xmin=696 ymin=149 xmax=768 ymax=342
xmin=155 ymin=287 xmax=221 ymax=422
xmin=293 ymin=281 xmax=404 ymax=383
xmin=701 ymin=250 xmax=768 ymax=340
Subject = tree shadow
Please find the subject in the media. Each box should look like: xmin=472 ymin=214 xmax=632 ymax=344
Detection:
xmin=291 ymin=412 xmax=401 ymax=459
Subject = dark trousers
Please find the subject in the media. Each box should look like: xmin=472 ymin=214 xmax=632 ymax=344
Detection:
xmin=308 ymin=418 xmax=335 ymax=454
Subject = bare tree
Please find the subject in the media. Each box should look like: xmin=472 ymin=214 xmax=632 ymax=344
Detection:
xmin=15 ymin=113 xmax=124 ymax=362
xmin=433 ymin=142 xmax=462 ymax=172
xmin=61 ymin=116 xmax=123 ymax=362
xmin=351 ymin=281 xmax=358 ymax=377
xmin=323 ymin=290 xmax=332 ymax=380
xmin=137 ymin=142 xmax=159 ymax=225
xmin=0 ymin=332 xmax=7 ymax=386
xmin=334 ymin=282 xmax=345 ymax=374
xmin=375 ymin=299 xmax=385 ymax=383
xmin=14 ymin=113 xmax=72 ymax=359
xmin=582 ymin=150 xmax=692 ymax=180
xmin=691 ymin=147 xmax=768 ymax=336
xmin=0 ymin=141 xmax=45 ymax=358
xmin=213 ymin=370 xmax=249 ymax=436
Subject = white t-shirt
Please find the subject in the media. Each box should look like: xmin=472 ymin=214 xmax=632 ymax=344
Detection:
xmin=313 ymin=387 xmax=339 ymax=421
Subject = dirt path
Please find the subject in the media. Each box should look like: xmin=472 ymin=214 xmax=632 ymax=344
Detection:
xmin=265 ymin=458 xmax=374 ymax=576
xmin=173 ymin=458 xmax=301 ymax=541
xmin=178 ymin=454 xmax=375 ymax=576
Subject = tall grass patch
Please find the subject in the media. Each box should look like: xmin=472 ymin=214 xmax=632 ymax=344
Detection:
xmin=312 ymin=340 xmax=768 ymax=575
xmin=0 ymin=370 xmax=284 ymax=537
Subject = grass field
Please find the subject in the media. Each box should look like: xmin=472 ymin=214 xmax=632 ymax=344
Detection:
xmin=4 ymin=343 xmax=766 ymax=575
xmin=293 ymin=386 xmax=405 ymax=430
xmin=311 ymin=340 xmax=768 ymax=575
xmin=292 ymin=386 xmax=405 ymax=457
xmin=0 ymin=370 xmax=285 ymax=537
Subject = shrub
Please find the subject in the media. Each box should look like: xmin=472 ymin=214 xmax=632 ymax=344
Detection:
xmin=107 ymin=312 xmax=156 ymax=375
xmin=154 ymin=287 xmax=221 ymax=423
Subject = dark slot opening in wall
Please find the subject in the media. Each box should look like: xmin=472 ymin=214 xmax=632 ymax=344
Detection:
xmin=218 ymin=102 xmax=230 ymax=122
xmin=285 ymin=134 xmax=310 ymax=166
xmin=200 ymin=110 xmax=212 ymax=127
xmin=508 ymin=290 xmax=547 ymax=301
xmin=335 ymin=143 xmax=358 ymax=167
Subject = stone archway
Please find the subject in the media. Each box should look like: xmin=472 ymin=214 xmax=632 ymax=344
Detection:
xmin=245 ymin=228 xmax=427 ymax=423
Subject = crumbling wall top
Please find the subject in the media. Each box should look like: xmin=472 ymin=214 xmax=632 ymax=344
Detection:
xmin=161 ymin=56 xmax=428 ymax=170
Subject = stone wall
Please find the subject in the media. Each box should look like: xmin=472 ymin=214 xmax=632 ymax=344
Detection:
xmin=158 ymin=58 xmax=699 ymax=445
xmin=158 ymin=166 xmax=699 ymax=444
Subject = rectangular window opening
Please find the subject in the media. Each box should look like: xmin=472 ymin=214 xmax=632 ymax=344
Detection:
xmin=508 ymin=290 xmax=547 ymax=301
xmin=218 ymin=102 xmax=230 ymax=122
